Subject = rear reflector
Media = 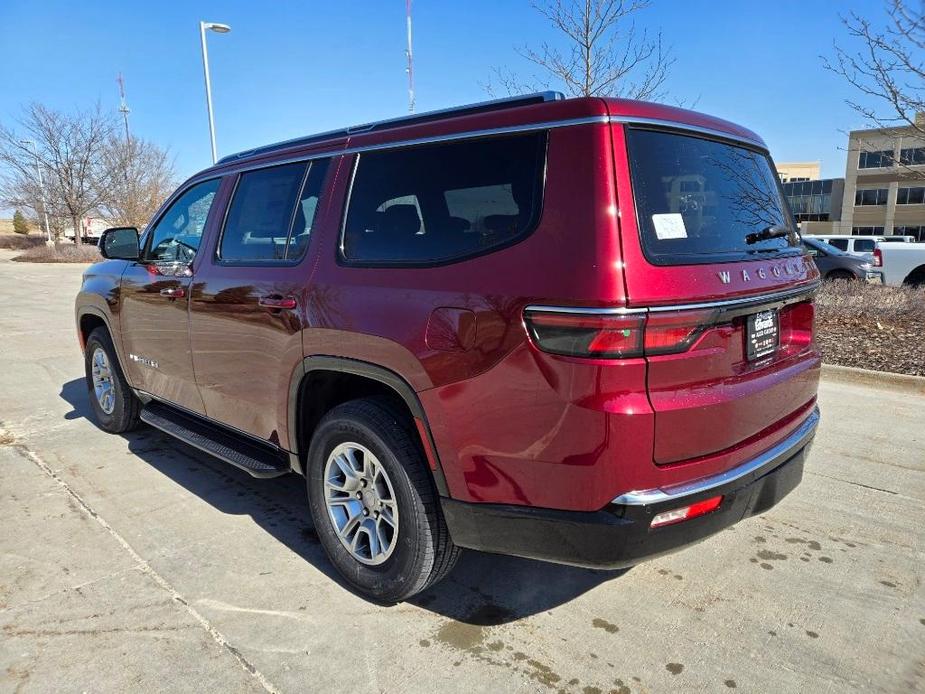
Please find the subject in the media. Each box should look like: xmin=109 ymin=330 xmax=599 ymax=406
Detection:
xmin=650 ymin=495 xmax=723 ymax=528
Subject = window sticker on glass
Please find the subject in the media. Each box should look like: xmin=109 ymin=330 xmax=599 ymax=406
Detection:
xmin=652 ymin=213 xmax=687 ymax=240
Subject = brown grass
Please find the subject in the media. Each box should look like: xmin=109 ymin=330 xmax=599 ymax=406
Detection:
xmin=815 ymin=280 xmax=925 ymax=376
xmin=11 ymin=243 xmax=100 ymax=263
xmin=0 ymin=235 xmax=46 ymax=250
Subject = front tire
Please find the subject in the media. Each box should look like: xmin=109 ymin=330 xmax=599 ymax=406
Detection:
xmin=84 ymin=327 xmax=140 ymax=433
xmin=306 ymin=398 xmax=459 ymax=603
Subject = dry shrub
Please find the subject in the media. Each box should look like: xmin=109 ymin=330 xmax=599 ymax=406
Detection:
xmin=816 ymin=280 xmax=925 ymax=322
xmin=11 ymin=243 xmax=100 ymax=263
xmin=0 ymin=235 xmax=46 ymax=250
xmin=815 ymin=280 xmax=925 ymax=376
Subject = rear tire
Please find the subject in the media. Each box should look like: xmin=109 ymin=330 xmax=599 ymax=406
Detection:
xmin=84 ymin=327 xmax=140 ymax=433
xmin=306 ymin=397 xmax=459 ymax=603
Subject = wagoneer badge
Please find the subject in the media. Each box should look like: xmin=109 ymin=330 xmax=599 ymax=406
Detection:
xmin=717 ymin=259 xmax=804 ymax=285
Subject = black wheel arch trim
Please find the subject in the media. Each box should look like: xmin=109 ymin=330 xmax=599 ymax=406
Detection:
xmin=287 ymin=356 xmax=449 ymax=495
xmin=76 ymin=306 xmax=134 ymax=388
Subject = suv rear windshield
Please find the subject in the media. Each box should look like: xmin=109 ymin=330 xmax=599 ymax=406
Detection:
xmin=626 ymin=128 xmax=799 ymax=265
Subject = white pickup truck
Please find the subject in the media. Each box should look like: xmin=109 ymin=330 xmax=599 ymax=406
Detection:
xmin=873 ymin=242 xmax=925 ymax=286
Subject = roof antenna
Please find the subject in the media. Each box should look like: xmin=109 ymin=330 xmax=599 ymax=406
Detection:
xmin=405 ymin=0 xmax=415 ymax=113
xmin=116 ymin=72 xmax=131 ymax=141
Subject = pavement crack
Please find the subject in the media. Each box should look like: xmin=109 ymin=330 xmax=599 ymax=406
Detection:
xmin=9 ymin=442 xmax=282 ymax=694
xmin=806 ymin=470 xmax=899 ymax=496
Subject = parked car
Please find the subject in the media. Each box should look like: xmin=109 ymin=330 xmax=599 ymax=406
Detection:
xmin=802 ymin=237 xmax=881 ymax=282
xmin=807 ymin=234 xmax=911 ymax=260
xmin=76 ymin=93 xmax=821 ymax=602
xmin=873 ymin=242 xmax=925 ymax=286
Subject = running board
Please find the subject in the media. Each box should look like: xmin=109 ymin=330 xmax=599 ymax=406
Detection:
xmin=140 ymin=401 xmax=290 ymax=478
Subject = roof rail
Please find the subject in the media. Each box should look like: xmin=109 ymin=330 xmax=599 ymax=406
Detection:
xmin=216 ymin=91 xmax=565 ymax=165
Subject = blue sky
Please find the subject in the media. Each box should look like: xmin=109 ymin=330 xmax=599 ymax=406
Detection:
xmin=0 ymin=0 xmax=884 ymax=185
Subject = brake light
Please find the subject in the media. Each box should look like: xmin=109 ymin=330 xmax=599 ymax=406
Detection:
xmin=650 ymin=495 xmax=723 ymax=528
xmin=524 ymin=311 xmax=645 ymax=358
xmin=643 ymin=309 xmax=715 ymax=354
xmin=524 ymin=307 xmax=714 ymax=358
xmin=873 ymin=248 xmax=883 ymax=267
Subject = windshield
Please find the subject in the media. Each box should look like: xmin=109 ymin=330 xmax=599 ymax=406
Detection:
xmin=626 ymin=128 xmax=800 ymax=265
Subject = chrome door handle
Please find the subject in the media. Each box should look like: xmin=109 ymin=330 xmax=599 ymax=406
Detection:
xmin=159 ymin=287 xmax=186 ymax=299
xmin=258 ymin=295 xmax=297 ymax=310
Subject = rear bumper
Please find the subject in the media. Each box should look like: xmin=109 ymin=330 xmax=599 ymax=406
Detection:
xmin=441 ymin=406 xmax=819 ymax=569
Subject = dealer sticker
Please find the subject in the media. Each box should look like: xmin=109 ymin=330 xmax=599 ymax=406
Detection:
xmin=746 ymin=309 xmax=779 ymax=361
xmin=652 ymin=213 xmax=688 ymax=240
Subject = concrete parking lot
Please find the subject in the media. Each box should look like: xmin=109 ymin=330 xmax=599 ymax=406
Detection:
xmin=0 ymin=252 xmax=922 ymax=693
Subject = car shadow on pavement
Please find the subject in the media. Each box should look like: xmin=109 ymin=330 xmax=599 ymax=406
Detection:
xmin=60 ymin=379 xmax=625 ymax=624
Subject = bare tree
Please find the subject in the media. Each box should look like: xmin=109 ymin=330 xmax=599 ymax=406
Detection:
xmin=0 ymin=103 xmax=116 ymax=241
xmin=824 ymin=0 xmax=925 ymax=175
xmin=487 ymin=0 xmax=675 ymax=101
xmin=97 ymin=136 xmax=176 ymax=229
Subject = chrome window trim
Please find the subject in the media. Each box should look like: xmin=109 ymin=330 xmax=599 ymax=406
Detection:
xmin=524 ymin=281 xmax=820 ymax=317
xmin=612 ymin=406 xmax=819 ymax=506
xmin=609 ymin=115 xmax=767 ymax=150
xmin=524 ymin=304 xmax=647 ymax=315
xmin=185 ymin=114 xmax=767 ymax=187
xmin=185 ymin=116 xmax=610 ymax=187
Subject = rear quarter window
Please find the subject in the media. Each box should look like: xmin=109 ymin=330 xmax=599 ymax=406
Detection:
xmin=341 ymin=133 xmax=546 ymax=265
xmin=626 ymin=128 xmax=800 ymax=265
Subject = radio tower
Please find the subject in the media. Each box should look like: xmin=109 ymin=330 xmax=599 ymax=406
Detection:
xmin=116 ymin=73 xmax=131 ymax=141
xmin=405 ymin=0 xmax=415 ymax=113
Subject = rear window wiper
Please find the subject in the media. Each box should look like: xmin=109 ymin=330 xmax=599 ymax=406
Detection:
xmin=746 ymin=225 xmax=791 ymax=245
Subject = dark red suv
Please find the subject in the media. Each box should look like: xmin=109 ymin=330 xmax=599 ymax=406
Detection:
xmin=76 ymin=92 xmax=820 ymax=602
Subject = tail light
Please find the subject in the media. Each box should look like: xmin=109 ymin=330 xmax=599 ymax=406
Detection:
xmin=523 ymin=311 xmax=645 ymax=358
xmin=873 ymin=248 xmax=882 ymax=267
xmin=524 ymin=307 xmax=716 ymax=359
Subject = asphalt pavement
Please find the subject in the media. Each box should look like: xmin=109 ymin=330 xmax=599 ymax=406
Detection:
xmin=0 ymin=252 xmax=922 ymax=693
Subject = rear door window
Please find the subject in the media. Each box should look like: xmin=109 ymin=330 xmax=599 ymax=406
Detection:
xmin=827 ymin=238 xmax=849 ymax=251
xmin=220 ymin=163 xmax=307 ymax=262
xmin=626 ymin=128 xmax=800 ymax=265
xmin=854 ymin=239 xmax=876 ymax=253
xmin=342 ymin=133 xmax=546 ymax=264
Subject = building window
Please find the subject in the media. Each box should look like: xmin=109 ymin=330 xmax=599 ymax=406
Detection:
xmin=899 ymin=147 xmax=925 ymax=165
xmin=895 ymin=225 xmax=925 ymax=241
xmin=897 ymin=186 xmax=925 ymax=204
xmin=854 ymin=188 xmax=889 ymax=206
xmin=852 ymin=226 xmax=885 ymax=235
xmin=783 ymin=179 xmax=836 ymax=222
xmin=858 ymin=150 xmax=894 ymax=169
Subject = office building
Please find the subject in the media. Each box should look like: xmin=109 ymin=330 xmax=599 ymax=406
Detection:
xmin=839 ymin=115 xmax=925 ymax=240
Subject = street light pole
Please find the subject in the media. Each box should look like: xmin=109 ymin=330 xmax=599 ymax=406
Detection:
xmin=20 ymin=139 xmax=52 ymax=245
xmin=199 ymin=21 xmax=231 ymax=165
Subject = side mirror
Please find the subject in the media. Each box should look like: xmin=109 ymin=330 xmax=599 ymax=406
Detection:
xmin=99 ymin=227 xmax=139 ymax=260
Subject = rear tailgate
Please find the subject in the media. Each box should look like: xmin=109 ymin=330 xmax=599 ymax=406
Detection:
xmin=610 ymin=119 xmax=821 ymax=466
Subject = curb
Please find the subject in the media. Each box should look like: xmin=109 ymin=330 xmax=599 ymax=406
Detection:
xmin=821 ymin=363 xmax=925 ymax=395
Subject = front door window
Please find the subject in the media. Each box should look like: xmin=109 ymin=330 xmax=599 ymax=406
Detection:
xmin=144 ymin=179 xmax=221 ymax=264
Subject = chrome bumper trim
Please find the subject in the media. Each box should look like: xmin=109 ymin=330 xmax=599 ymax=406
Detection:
xmin=524 ymin=281 xmax=820 ymax=318
xmin=611 ymin=406 xmax=820 ymax=506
